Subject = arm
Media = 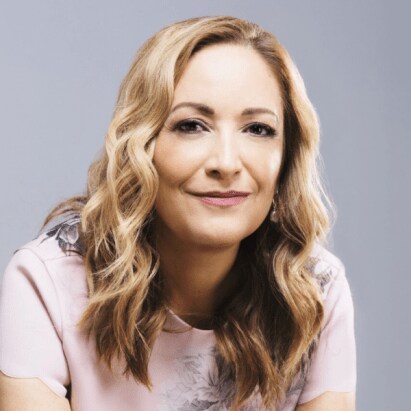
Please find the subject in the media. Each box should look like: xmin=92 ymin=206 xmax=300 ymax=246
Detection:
xmin=295 ymin=391 xmax=355 ymax=411
xmin=296 ymin=257 xmax=357 ymax=407
xmin=0 ymin=372 xmax=71 ymax=411
xmin=0 ymin=248 xmax=71 ymax=408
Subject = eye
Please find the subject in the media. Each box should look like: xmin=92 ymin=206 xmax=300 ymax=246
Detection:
xmin=173 ymin=119 xmax=208 ymax=134
xmin=244 ymin=122 xmax=277 ymax=137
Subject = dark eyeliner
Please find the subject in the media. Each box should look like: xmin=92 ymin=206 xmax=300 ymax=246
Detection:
xmin=172 ymin=119 xmax=208 ymax=134
xmin=244 ymin=122 xmax=277 ymax=137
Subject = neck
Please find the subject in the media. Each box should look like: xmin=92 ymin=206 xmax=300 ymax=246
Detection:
xmin=154 ymin=226 xmax=241 ymax=327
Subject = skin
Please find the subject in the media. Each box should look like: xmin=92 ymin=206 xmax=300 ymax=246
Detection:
xmin=153 ymin=44 xmax=284 ymax=326
xmin=0 ymin=372 xmax=70 ymax=410
xmin=0 ymin=43 xmax=355 ymax=410
xmin=295 ymin=391 xmax=356 ymax=411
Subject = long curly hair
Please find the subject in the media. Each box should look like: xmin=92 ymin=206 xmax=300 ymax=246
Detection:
xmin=43 ymin=16 xmax=334 ymax=410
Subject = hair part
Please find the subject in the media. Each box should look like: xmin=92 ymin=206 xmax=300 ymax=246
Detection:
xmin=43 ymin=16 xmax=334 ymax=410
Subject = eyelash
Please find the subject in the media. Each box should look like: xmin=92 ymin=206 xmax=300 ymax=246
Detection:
xmin=172 ymin=119 xmax=277 ymax=138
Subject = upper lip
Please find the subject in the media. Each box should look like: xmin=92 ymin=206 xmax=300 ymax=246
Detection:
xmin=190 ymin=191 xmax=251 ymax=197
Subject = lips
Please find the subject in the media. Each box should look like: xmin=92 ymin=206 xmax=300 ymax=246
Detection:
xmin=191 ymin=191 xmax=250 ymax=198
xmin=190 ymin=191 xmax=250 ymax=207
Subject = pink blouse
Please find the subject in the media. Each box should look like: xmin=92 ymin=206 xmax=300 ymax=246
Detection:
xmin=0 ymin=219 xmax=356 ymax=410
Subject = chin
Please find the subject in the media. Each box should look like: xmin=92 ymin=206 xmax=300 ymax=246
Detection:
xmin=188 ymin=228 xmax=253 ymax=249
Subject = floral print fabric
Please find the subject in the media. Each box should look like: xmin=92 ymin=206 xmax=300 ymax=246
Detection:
xmin=0 ymin=218 xmax=356 ymax=410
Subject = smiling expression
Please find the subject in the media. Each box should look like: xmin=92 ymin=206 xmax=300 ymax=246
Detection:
xmin=153 ymin=44 xmax=285 ymax=249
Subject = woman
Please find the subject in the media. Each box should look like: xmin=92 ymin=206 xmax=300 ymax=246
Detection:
xmin=0 ymin=16 xmax=356 ymax=411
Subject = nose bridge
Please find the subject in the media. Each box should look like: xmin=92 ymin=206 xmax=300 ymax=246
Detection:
xmin=207 ymin=128 xmax=241 ymax=175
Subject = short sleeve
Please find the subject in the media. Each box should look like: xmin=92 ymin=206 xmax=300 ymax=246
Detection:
xmin=0 ymin=248 xmax=70 ymax=397
xmin=298 ymin=264 xmax=357 ymax=404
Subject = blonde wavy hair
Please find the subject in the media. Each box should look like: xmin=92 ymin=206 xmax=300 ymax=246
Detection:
xmin=43 ymin=16 xmax=334 ymax=410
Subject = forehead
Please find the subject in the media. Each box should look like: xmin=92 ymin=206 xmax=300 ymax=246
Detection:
xmin=173 ymin=44 xmax=283 ymax=119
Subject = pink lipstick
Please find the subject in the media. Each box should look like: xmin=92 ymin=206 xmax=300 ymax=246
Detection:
xmin=190 ymin=191 xmax=250 ymax=207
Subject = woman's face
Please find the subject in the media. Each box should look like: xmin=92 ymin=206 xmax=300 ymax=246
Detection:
xmin=153 ymin=44 xmax=284 ymax=249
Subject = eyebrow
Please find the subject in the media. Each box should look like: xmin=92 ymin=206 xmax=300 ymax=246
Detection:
xmin=169 ymin=102 xmax=279 ymax=124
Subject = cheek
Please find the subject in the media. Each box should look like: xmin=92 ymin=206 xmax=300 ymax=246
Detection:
xmin=250 ymin=147 xmax=283 ymax=192
xmin=153 ymin=136 xmax=207 ymax=187
xmin=153 ymin=139 xmax=184 ymax=186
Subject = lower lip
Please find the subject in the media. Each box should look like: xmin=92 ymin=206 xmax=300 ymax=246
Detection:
xmin=195 ymin=195 xmax=249 ymax=206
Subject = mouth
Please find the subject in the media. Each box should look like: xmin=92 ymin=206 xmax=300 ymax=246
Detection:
xmin=189 ymin=191 xmax=250 ymax=207
xmin=190 ymin=191 xmax=251 ymax=198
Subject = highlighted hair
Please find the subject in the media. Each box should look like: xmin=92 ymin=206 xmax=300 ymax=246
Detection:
xmin=43 ymin=16 xmax=334 ymax=410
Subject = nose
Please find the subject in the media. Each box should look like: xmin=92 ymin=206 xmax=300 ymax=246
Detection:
xmin=204 ymin=131 xmax=242 ymax=180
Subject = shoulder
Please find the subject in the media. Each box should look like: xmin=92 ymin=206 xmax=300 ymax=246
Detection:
xmin=307 ymin=242 xmax=354 ymax=331
xmin=9 ymin=215 xmax=85 ymax=281
xmin=2 ymin=216 xmax=88 ymax=321
xmin=7 ymin=215 xmax=86 ymax=289
xmin=20 ymin=215 xmax=84 ymax=262
xmin=307 ymin=242 xmax=348 ymax=299
xmin=306 ymin=242 xmax=355 ymax=345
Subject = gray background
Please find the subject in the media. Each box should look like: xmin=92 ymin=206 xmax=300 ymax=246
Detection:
xmin=1 ymin=1 xmax=409 ymax=409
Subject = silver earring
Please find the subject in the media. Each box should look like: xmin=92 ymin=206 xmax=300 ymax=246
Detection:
xmin=270 ymin=198 xmax=279 ymax=223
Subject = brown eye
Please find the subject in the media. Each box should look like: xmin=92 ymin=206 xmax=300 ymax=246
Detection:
xmin=245 ymin=123 xmax=277 ymax=137
xmin=174 ymin=119 xmax=207 ymax=134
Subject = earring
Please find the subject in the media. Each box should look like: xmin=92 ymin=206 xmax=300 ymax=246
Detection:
xmin=270 ymin=198 xmax=279 ymax=223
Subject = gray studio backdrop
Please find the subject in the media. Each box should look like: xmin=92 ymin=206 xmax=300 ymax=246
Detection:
xmin=1 ymin=1 xmax=409 ymax=410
